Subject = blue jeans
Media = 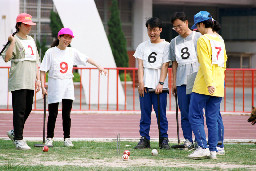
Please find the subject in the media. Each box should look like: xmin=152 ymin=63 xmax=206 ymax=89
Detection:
xmin=139 ymin=88 xmax=168 ymax=140
xmin=177 ymin=85 xmax=193 ymax=142
xmin=189 ymin=92 xmax=222 ymax=151
xmin=217 ymin=111 xmax=224 ymax=148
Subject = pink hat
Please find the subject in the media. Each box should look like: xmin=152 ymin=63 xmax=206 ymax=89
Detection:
xmin=16 ymin=13 xmax=36 ymax=25
xmin=58 ymin=28 xmax=74 ymax=38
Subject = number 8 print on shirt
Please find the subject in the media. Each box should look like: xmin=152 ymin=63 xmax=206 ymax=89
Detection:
xmin=174 ymin=31 xmax=198 ymax=65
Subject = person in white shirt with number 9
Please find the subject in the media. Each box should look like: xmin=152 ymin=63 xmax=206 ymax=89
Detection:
xmin=40 ymin=28 xmax=107 ymax=147
xmin=188 ymin=11 xmax=227 ymax=160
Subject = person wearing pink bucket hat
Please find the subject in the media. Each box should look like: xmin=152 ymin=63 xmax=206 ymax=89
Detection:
xmin=40 ymin=28 xmax=107 ymax=147
xmin=2 ymin=13 xmax=40 ymax=150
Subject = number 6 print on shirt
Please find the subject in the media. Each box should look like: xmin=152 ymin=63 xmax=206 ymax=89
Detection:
xmin=148 ymin=52 xmax=157 ymax=63
xmin=60 ymin=62 xmax=68 ymax=73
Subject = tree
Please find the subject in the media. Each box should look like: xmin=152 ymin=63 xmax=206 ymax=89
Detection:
xmin=107 ymin=0 xmax=128 ymax=67
xmin=36 ymin=36 xmax=48 ymax=61
xmin=49 ymin=10 xmax=64 ymax=38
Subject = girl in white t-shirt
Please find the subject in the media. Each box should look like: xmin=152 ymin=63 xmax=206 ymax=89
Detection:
xmin=40 ymin=28 xmax=107 ymax=147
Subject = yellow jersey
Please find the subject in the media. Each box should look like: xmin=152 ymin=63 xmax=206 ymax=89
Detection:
xmin=192 ymin=34 xmax=227 ymax=97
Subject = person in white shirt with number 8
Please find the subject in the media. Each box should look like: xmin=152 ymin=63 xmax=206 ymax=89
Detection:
xmin=188 ymin=11 xmax=227 ymax=159
xmin=40 ymin=28 xmax=107 ymax=147
xmin=169 ymin=12 xmax=201 ymax=149
xmin=133 ymin=17 xmax=171 ymax=149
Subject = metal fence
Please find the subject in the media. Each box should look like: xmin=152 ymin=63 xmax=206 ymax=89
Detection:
xmin=0 ymin=67 xmax=255 ymax=113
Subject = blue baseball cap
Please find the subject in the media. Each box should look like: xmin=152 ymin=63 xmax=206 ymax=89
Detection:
xmin=191 ymin=11 xmax=212 ymax=30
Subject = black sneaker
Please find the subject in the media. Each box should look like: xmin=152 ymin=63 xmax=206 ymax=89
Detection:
xmin=134 ymin=137 xmax=150 ymax=149
xmin=160 ymin=137 xmax=170 ymax=150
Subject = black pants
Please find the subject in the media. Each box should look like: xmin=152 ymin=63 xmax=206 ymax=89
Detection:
xmin=12 ymin=89 xmax=34 ymax=140
xmin=47 ymin=99 xmax=73 ymax=139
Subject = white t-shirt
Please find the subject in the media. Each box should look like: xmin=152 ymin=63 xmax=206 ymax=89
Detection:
xmin=133 ymin=40 xmax=170 ymax=89
xmin=40 ymin=47 xmax=89 ymax=104
xmin=40 ymin=47 xmax=89 ymax=79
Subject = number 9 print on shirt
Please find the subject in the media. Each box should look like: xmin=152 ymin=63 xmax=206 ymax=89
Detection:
xmin=60 ymin=62 xmax=68 ymax=73
xmin=51 ymin=49 xmax=74 ymax=79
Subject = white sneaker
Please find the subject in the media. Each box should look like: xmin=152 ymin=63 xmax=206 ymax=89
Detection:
xmin=209 ymin=151 xmax=217 ymax=159
xmin=14 ymin=140 xmax=31 ymax=150
xmin=217 ymin=147 xmax=225 ymax=155
xmin=184 ymin=139 xmax=193 ymax=149
xmin=45 ymin=138 xmax=53 ymax=146
xmin=64 ymin=138 xmax=74 ymax=147
xmin=188 ymin=147 xmax=210 ymax=159
xmin=7 ymin=130 xmax=14 ymax=141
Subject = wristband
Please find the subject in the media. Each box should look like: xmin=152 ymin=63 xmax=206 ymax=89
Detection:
xmin=159 ymin=81 xmax=164 ymax=85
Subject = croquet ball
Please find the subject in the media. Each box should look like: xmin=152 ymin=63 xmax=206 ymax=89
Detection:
xmin=124 ymin=150 xmax=130 ymax=156
xmin=151 ymin=149 xmax=158 ymax=156
xmin=122 ymin=154 xmax=129 ymax=161
xmin=43 ymin=146 xmax=49 ymax=152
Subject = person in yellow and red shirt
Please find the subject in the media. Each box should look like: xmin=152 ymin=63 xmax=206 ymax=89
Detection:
xmin=188 ymin=11 xmax=227 ymax=160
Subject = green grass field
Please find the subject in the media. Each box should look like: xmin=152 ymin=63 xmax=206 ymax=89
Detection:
xmin=0 ymin=139 xmax=256 ymax=170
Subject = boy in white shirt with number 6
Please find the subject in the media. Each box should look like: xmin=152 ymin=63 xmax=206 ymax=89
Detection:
xmin=134 ymin=17 xmax=170 ymax=149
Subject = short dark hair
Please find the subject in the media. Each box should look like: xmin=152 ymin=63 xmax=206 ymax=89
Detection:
xmin=171 ymin=12 xmax=187 ymax=24
xmin=145 ymin=17 xmax=163 ymax=28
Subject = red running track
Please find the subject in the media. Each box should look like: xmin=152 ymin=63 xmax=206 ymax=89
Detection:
xmin=0 ymin=112 xmax=255 ymax=140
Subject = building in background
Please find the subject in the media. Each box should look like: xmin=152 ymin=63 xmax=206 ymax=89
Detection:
xmin=20 ymin=0 xmax=54 ymax=45
xmin=18 ymin=0 xmax=256 ymax=68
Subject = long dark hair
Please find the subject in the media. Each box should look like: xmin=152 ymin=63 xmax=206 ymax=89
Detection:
xmin=212 ymin=20 xmax=221 ymax=32
xmin=51 ymin=35 xmax=63 ymax=47
xmin=198 ymin=13 xmax=221 ymax=31
xmin=15 ymin=22 xmax=22 ymax=32
xmin=199 ymin=19 xmax=221 ymax=32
